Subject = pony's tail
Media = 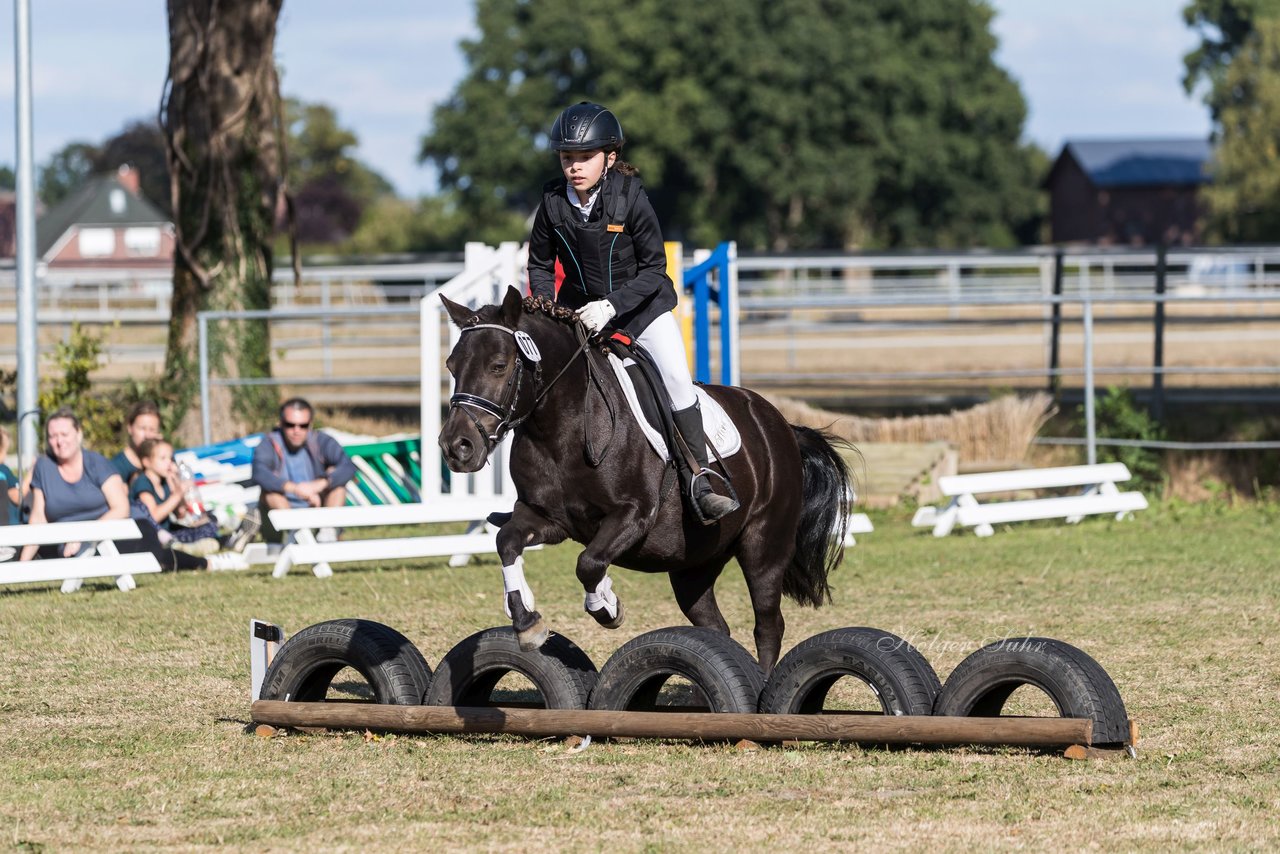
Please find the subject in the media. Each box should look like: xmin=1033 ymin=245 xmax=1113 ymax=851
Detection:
xmin=784 ymin=425 xmax=852 ymax=608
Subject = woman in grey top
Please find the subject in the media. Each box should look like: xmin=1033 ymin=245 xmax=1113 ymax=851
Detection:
xmin=18 ymin=408 xmax=248 ymax=571
xmin=20 ymin=408 xmax=130 ymax=560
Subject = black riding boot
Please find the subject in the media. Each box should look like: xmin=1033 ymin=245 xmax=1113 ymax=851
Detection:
xmin=671 ymin=403 xmax=740 ymax=523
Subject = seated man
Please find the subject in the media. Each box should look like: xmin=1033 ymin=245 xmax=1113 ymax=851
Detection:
xmin=250 ymin=398 xmax=355 ymax=543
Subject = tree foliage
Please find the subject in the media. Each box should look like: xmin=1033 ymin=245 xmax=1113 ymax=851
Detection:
xmin=37 ymin=142 xmax=98 ymax=208
xmin=1184 ymin=1 xmax=1280 ymax=240
xmin=0 ymin=164 xmax=15 ymax=191
xmin=284 ymin=99 xmax=395 ymax=245
xmin=421 ymin=0 xmax=1042 ymax=250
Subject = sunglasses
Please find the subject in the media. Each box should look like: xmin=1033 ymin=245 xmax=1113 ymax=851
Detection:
xmin=282 ymin=420 xmax=311 ymax=430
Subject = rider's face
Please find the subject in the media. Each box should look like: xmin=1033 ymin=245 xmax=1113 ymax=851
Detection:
xmin=559 ymin=149 xmax=616 ymax=199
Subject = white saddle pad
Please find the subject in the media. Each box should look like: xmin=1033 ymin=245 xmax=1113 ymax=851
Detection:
xmin=607 ymin=354 xmax=742 ymax=462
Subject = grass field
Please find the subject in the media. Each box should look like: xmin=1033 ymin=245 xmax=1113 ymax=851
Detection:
xmin=1 ymin=503 xmax=1278 ymax=851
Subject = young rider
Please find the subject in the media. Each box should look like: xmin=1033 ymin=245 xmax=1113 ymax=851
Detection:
xmin=527 ymin=101 xmax=738 ymax=523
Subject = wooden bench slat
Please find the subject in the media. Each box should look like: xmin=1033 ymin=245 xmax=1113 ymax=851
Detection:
xmin=3 ymin=553 xmax=163 ymax=585
xmin=938 ymin=463 xmax=1132 ymax=496
xmin=285 ymin=533 xmax=500 ymax=566
xmin=268 ymin=500 xmax=508 ymax=531
xmin=956 ymin=492 xmax=1148 ymax=527
xmin=0 ymin=519 xmax=142 ymax=547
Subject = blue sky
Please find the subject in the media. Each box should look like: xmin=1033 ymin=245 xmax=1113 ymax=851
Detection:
xmin=1 ymin=1 xmax=1211 ymax=198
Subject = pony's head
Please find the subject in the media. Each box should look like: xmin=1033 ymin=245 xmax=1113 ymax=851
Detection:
xmin=438 ymin=286 xmax=536 ymax=472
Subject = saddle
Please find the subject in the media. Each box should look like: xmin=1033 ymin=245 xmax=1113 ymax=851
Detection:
xmin=600 ymin=335 xmax=742 ymax=464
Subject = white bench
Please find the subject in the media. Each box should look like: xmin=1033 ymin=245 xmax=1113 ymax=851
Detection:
xmin=911 ymin=463 xmax=1148 ymax=538
xmin=0 ymin=519 xmax=163 ymax=592
xmin=266 ymin=500 xmax=526 ymax=578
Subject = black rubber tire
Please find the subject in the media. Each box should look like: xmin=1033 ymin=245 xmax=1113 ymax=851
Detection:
xmin=759 ymin=627 xmax=941 ymax=716
xmin=934 ymin=637 xmax=1130 ymax=745
xmin=424 ymin=627 xmax=598 ymax=710
xmin=589 ymin=627 xmax=764 ymax=714
xmin=259 ymin=619 xmax=433 ymax=705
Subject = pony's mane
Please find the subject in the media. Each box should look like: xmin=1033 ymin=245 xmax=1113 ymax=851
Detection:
xmin=522 ymin=295 xmax=577 ymax=325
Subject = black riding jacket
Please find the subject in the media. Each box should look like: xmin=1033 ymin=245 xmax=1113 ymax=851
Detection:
xmin=528 ymin=172 xmax=678 ymax=337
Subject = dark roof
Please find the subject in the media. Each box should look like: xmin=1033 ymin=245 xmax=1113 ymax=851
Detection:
xmin=36 ymin=173 xmax=169 ymax=258
xmin=1053 ymin=138 xmax=1211 ymax=188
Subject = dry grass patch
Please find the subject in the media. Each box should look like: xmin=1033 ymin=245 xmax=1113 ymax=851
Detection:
xmin=767 ymin=392 xmax=1055 ymax=465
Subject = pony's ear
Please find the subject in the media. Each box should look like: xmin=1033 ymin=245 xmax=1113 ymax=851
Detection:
xmin=440 ymin=294 xmax=476 ymax=328
xmin=500 ymin=286 xmax=523 ymax=328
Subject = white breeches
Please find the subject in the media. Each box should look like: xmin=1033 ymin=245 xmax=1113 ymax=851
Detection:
xmin=636 ymin=311 xmax=697 ymax=411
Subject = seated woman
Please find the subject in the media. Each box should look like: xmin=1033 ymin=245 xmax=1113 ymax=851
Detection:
xmin=19 ymin=408 xmax=243 ymax=571
xmin=111 ymin=400 xmax=163 ymax=484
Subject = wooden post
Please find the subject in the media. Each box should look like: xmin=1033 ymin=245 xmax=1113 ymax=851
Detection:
xmin=251 ymin=701 xmax=1093 ymax=747
xmin=1152 ymin=243 xmax=1166 ymax=422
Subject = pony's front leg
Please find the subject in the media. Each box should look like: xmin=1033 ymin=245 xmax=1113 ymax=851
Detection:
xmin=578 ymin=508 xmax=649 ymax=630
xmin=495 ymin=502 xmax=567 ymax=651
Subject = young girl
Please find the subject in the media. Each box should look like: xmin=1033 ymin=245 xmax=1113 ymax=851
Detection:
xmin=131 ymin=439 xmax=243 ymax=569
xmin=527 ymin=101 xmax=738 ymax=523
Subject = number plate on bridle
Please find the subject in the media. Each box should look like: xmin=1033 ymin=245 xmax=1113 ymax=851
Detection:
xmin=515 ymin=331 xmax=541 ymax=363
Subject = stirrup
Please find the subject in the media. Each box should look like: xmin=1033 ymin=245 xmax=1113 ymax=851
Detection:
xmin=688 ymin=469 xmax=740 ymax=525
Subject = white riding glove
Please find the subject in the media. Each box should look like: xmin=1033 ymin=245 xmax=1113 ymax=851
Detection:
xmin=577 ymin=299 xmax=617 ymax=332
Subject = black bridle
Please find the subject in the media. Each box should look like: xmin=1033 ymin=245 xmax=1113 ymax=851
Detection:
xmin=448 ymin=321 xmax=597 ymax=453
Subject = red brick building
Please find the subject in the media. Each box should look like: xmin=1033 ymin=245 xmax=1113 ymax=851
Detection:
xmin=36 ymin=165 xmax=174 ymax=267
xmin=1045 ymin=139 xmax=1211 ymax=246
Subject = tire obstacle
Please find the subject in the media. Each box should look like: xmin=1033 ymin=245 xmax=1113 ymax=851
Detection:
xmin=248 ymin=619 xmax=1137 ymax=757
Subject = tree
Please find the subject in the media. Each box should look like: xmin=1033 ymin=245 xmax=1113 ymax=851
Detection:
xmin=38 ymin=142 xmax=98 ymax=207
xmin=1184 ymin=1 xmax=1280 ymax=240
xmin=283 ymin=99 xmax=395 ymax=246
xmin=0 ymin=164 xmax=14 ymax=191
xmin=420 ymin=0 xmax=1042 ymax=250
xmin=1183 ymin=0 xmax=1276 ymax=122
xmin=161 ymin=0 xmax=290 ymax=441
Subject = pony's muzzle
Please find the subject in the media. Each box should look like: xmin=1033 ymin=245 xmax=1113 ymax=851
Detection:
xmin=439 ymin=423 xmax=488 ymax=473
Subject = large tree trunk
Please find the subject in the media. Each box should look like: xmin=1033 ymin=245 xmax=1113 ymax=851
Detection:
xmin=161 ymin=0 xmax=289 ymax=444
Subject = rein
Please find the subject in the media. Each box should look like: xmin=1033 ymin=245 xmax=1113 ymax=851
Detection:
xmin=450 ymin=320 xmax=615 ymax=463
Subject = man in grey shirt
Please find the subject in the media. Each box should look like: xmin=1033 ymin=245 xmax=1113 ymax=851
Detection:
xmin=249 ymin=398 xmax=355 ymax=543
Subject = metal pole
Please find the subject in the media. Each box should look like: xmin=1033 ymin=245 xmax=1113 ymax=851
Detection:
xmin=14 ymin=0 xmax=40 ymax=468
xmin=1083 ymin=297 xmax=1097 ymax=466
xmin=1152 ymin=244 xmax=1166 ymax=422
xmin=1048 ymin=249 xmax=1064 ymax=397
xmin=199 ymin=314 xmax=211 ymax=445
xmin=321 ymin=277 xmax=332 ymax=379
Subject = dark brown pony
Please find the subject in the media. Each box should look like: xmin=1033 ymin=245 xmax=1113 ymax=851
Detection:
xmin=439 ymin=287 xmax=850 ymax=674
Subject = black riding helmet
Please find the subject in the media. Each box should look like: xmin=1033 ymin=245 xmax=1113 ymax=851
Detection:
xmin=549 ymin=102 xmax=624 ymax=151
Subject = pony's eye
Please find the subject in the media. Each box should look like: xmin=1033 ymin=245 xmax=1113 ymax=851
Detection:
xmin=490 ymin=361 xmax=508 ymax=376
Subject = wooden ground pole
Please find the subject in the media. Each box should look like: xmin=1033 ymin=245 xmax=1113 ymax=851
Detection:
xmin=251 ymin=701 xmax=1093 ymax=747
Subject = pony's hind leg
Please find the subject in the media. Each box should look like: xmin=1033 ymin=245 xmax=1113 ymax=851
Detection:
xmin=668 ymin=560 xmax=731 ymax=636
xmin=734 ymin=536 xmax=791 ymax=676
xmin=495 ymin=502 xmax=567 ymax=651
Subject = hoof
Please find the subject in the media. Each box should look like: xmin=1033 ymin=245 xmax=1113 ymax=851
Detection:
xmin=588 ymin=599 xmax=625 ymax=630
xmin=517 ymin=619 xmax=550 ymax=651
